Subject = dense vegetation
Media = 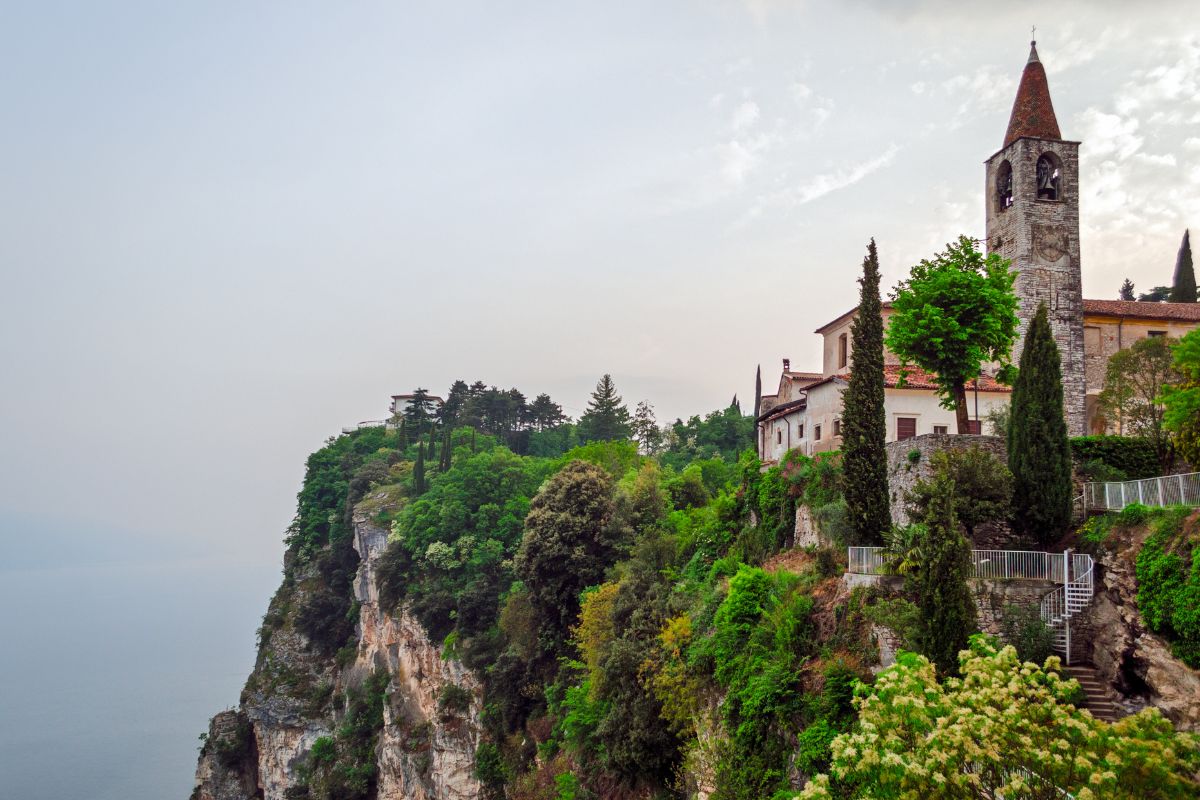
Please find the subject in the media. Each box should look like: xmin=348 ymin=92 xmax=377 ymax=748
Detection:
xmin=252 ymin=296 xmax=1200 ymax=798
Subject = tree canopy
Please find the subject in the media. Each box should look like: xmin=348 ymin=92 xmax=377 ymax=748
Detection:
xmin=1161 ymin=328 xmax=1200 ymax=467
xmin=799 ymin=637 xmax=1200 ymax=800
xmin=885 ymin=235 xmax=1018 ymax=432
xmin=1099 ymin=335 xmax=1178 ymax=471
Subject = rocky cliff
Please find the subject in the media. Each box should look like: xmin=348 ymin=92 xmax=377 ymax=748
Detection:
xmin=1086 ymin=517 xmax=1200 ymax=730
xmin=193 ymin=491 xmax=481 ymax=800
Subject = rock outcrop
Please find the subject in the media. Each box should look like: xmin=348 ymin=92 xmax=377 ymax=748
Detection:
xmin=192 ymin=490 xmax=481 ymax=799
xmin=1086 ymin=520 xmax=1200 ymax=730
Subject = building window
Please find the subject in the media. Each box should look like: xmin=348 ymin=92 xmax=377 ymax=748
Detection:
xmin=1149 ymin=330 xmax=1167 ymax=338
xmin=933 ymin=425 xmax=948 ymax=435
xmin=1036 ymin=153 xmax=1061 ymax=201
xmin=798 ymin=424 xmax=804 ymax=439
xmin=996 ymin=160 xmax=1013 ymax=210
xmin=1084 ymin=326 xmax=1101 ymax=350
xmin=897 ymin=417 xmax=916 ymax=441
xmin=966 ymin=420 xmax=982 ymax=434
xmin=815 ymin=424 xmax=822 ymax=441
xmin=838 ymin=333 xmax=848 ymax=369
xmin=833 ymin=419 xmax=842 ymax=437
xmin=777 ymin=430 xmax=782 ymax=444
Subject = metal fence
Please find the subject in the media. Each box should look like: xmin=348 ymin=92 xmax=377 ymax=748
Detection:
xmin=848 ymin=546 xmax=887 ymax=575
xmin=847 ymin=546 xmax=1086 ymax=583
xmin=1083 ymin=471 xmax=1200 ymax=511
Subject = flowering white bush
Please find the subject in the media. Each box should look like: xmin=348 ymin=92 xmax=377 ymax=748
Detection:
xmin=798 ymin=636 xmax=1200 ymax=799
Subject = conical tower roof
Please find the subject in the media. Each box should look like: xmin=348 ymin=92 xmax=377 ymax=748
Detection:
xmin=1003 ymin=41 xmax=1062 ymax=147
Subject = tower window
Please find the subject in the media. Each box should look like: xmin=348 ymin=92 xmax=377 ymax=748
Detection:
xmin=1036 ymin=154 xmax=1061 ymax=201
xmin=838 ymin=333 xmax=848 ymax=368
xmin=997 ymin=160 xmax=1013 ymax=210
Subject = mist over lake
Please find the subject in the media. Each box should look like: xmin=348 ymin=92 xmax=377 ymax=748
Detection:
xmin=0 ymin=515 xmax=278 ymax=800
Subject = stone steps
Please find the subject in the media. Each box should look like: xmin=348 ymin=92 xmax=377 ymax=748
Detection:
xmin=1065 ymin=665 xmax=1122 ymax=722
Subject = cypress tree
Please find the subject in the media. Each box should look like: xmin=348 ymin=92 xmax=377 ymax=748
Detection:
xmin=913 ymin=474 xmax=977 ymax=675
xmin=439 ymin=427 xmax=452 ymax=472
xmin=1169 ymin=229 xmax=1196 ymax=303
xmin=1119 ymin=278 xmax=1136 ymax=301
xmin=842 ymin=239 xmax=892 ymax=544
xmin=412 ymin=440 xmax=426 ymax=496
xmin=1008 ymin=303 xmax=1073 ymax=544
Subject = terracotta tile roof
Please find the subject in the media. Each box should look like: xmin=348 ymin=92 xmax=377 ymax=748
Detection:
xmin=1003 ymin=43 xmax=1062 ymax=148
xmin=1082 ymin=299 xmax=1200 ymax=323
xmin=814 ymin=302 xmax=894 ymax=334
xmin=883 ymin=365 xmax=1012 ymax=393
xmin=783 ymin=371 xmax=824 ymax=382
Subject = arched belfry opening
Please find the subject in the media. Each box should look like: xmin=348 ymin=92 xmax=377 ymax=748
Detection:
xmin=997 ymin=160 xmax=1014 ymax=210
xmin=1036 ymin=153 xmax=1061 ymax=200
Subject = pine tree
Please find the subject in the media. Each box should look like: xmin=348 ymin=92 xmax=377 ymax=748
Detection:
xmin=577 ymin=374 xmax=632 ymax=442
xmin=842 ymin=239 xmax=892 ymax=545
xmin=1169 ymin=229 xmax=1196 ymax=303
xmin=1008 ymin=303 xmax=1073 ymax=544
xmin=1119 ymin=278 xmax=1136 ymax=301
xmin=913 ymin=474 xmax=977 ymax=675
xmin=412 ymin=440 xmax=426 ymax=496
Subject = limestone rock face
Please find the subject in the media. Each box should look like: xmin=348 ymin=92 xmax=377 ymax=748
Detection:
xmin=191 ymin=489 xmax=481 ymax=799
xmin=351 ymin=515 xmax=481 ymax=800
xmin=1087 ymin=523 xmax=1200 ymax=730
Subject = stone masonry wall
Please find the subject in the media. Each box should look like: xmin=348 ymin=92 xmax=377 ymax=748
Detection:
xmin=985 ymin=136 xmax=1085 ymax=437
xmin=884 ymin=434 xmax=1023 ymax=547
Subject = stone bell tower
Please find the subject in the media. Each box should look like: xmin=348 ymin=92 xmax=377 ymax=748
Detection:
xmin=985 ymin=39 xmax=1086 ymax=436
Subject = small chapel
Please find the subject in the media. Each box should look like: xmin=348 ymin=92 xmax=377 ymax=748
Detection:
xmin=756 ymin=40 xmax=1200 ymax=465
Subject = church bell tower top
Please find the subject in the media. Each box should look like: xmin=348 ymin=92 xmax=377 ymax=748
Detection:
xmin=1002 ymin=39 xmax=1062 ymax=148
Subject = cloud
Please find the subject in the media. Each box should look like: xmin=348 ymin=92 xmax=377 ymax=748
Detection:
xmin=1073 ymin=37 xmax=1200 ymax=284
xmin=735 ymin=143 xmax=901 ymax=226
xmin=1041 ymin=26 xmax=1127 ymax=71
xmin=731 ymin=100 xmax=761 ymax=133
xmin=908 ymin=65 xmax=1014 ymax=131
xmin=1077 ymin=108 xmax=1142 ymax=159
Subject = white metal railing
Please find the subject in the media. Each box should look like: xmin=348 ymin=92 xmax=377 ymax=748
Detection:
xmin=848 ymin=546 xmax=887 ymax=575
xmin=849 ymin=546 xmax=1071 ymax=582
xmin=849 ymin=546 xmax=1095 ymax=664
xmin=1083 ymin=471 xmax=1200 ymax=511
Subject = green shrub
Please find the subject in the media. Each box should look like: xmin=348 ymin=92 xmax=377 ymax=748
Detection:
xmin=999 ymin=603 xmax=1056 ymax=666
xmin=1070 ymin=436 xmax=1159 ymax=480
xmin=1135 ymin=508 xmax=1200 ymax=667
xmin=438 ymin=683 xmax=473 ymax=717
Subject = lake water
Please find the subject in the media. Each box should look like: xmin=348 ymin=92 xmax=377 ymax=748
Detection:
xmin=0 ymin=530 xmax=279 ymax=800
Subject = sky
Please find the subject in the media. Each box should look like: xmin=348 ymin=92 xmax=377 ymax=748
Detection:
xmin=2 ymin=1 xmax=1199 ymax=567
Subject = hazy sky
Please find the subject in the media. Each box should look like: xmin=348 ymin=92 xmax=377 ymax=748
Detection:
xmin=2 ymin=1 xmax=1198 ymax=564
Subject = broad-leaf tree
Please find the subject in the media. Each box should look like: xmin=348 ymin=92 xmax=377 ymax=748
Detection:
xmin=1099 ymin=335 xmax=1179 ymax=471
xmin=842 ymin=239 xmax=891 ymax=544
xmin=885 ymin=235 xmax=1018 ymax=432
xmin=1009 ymin=303 xmax=1073 ymax=544
xmin=798 ymin=637 xmax=1200 ymax=800
xmin=906 ymin=446 xmax=1012 ymax=541
xmin=1162 ymin=328 xmax=1200 ymax=467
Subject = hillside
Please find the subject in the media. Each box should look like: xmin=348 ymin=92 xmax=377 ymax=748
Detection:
xmin=192 ymin=408 xmax=1200 ymax=800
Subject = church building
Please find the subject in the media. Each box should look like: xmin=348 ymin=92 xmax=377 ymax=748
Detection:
xmin=756 ymin=40 xmax=1200 ymax=466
